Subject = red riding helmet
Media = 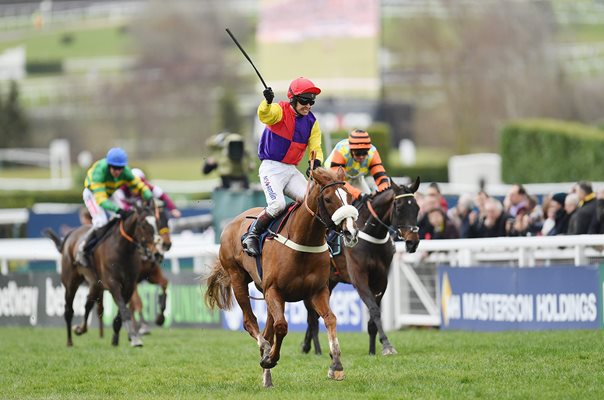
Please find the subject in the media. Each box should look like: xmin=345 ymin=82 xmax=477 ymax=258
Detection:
xmin=287 ymin=77 xmax=321 ymax=99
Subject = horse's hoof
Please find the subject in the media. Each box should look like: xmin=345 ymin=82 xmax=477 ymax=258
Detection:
xmin=155 ymin=315 xmax=165 ymax=326
xmin=111 ymin=336 xmax=119 ymax=346
xmin=130 ymin=337 xmax=143 ymax=347
xmin=73 ymin=326 xmax=86 ymax=336
xmin=382 ymin=346 xmax=398 ymax=356
xmin=138 ymin=325 xmax=151 ymax=336
xmin=300 ymin=342 xmax=311 ymax=354
xmin=260 ymin=356 xmax=277 ymax=369
xmin=328 ymin=368 xmax=345 ymax=381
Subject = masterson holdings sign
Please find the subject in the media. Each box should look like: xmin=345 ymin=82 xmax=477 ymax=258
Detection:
xmin=438 ymin=266 xmax=601 ymax=331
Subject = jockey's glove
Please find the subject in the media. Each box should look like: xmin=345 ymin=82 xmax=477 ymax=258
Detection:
xmin=306 ymin=159 xmax=322 ymax=177
xmin=116 ymin=209 xmax=128 ymax=218
xmin=263 ymin=87 xmax=274 ymax=104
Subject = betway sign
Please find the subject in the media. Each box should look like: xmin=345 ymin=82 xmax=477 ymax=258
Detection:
xmin=439 ymin=266 xmax=602 ymax=331
xmin=0 ymin=273 xmax=220 ymax=329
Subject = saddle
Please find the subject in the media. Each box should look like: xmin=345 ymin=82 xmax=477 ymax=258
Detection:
xmin=85 ymin=217 xmax=120 ymax=253
xmin=243 ymin=202 xmax=301 ymax=280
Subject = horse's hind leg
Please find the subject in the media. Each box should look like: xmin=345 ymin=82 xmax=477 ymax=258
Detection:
xmin=63 ymin=279 xmax=80 ymax=347
xmin=229 ymin=271 xmax=270 ymax=363
xmin=262 ymin=288 xmax=287 ymax=370
xmin=75 ymin=284 xmax=101 ymax=336
xmin=311 ymin=287 xmax=344 ymax=381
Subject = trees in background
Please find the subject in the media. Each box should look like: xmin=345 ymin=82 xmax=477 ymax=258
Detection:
xmin=385 ymin=1 xmax=604 ymax=154
xmin=0 ymin=80 xmax=28 ymax=148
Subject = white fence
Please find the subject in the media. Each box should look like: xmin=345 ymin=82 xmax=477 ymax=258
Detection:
xmin=2 ymin=233 xmax=604 ymax=330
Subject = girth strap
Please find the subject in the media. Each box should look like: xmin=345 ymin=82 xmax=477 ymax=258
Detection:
xmin=272 ymin=233 xmax=329 ymax=253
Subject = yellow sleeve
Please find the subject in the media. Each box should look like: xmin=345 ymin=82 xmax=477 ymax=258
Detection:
xmin=307 ymin=120 xmax=324 ymax=163
xmin=257 ymin=100 xmax=283 ymax=126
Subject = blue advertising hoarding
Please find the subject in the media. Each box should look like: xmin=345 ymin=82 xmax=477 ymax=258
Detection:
xmin=438 ymin=266 xmax=601 ymax=331
xmin=222 ymin=283 xmax=364 ymax=332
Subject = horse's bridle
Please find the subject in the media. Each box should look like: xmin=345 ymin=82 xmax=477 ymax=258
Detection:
xmin=119 ymin=213 xmax=157 ymax=261
xmin=304 ymin=178 xmax=348 ymax=230
xmin=365 ymin=191 xmax=419 ymax=241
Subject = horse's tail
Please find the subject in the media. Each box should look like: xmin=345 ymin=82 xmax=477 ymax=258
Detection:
xmin=204 ymin=260 xmax=233 ymax=310
xmin=43 ymin=228 xmax=65 ymax=253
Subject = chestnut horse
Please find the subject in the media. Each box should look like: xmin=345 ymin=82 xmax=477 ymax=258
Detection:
xmin=205 ymin=167 xmax=358 ymax=388
xmin=45 ymin=203 xmax=159 ymax=347
xmin=301 ymin=177 xmax=421 ymax=356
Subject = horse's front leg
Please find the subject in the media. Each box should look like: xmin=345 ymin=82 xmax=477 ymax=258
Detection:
xmin=262 ymin=287 xmax=287 ymax=370
xmin=108 ymin=282 xmax=142 ymax=347
xmin=311 ymin=287 xmax=344 ymax=380
xmin=96 ymin=294 xmax=104 ymax=338
xmin=129 ymin=286 xmax=149 ymax=335
xmin=355 ymin=277 xmax=395 ymax=356
xmin=151 ymin=269 xmax=169 ymax=326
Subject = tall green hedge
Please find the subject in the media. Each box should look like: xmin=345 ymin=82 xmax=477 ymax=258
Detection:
xmin=501 ymin=119 xmax=604 ymax=183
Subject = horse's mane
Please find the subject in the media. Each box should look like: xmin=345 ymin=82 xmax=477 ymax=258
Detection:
xmin=312 ymin=166 xmax=338 ymax=182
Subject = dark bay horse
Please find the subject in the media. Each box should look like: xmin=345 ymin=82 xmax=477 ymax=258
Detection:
xmin=302 ymin=177 xmax=421 ymax=356
xmin=205 ymin=167 xmax=358 ymax=388
xmin=129 ymin=206 xmax=172 ymax=334
xmin=45 ymin=203 xmax=159 ymax=347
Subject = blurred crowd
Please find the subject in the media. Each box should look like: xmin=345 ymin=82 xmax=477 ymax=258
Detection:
xmin=417 ymin=181 xmax=604 ymax=240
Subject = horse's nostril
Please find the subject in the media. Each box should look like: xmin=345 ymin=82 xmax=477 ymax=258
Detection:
xmin=163 ymin=243 xmax=172 ymax=251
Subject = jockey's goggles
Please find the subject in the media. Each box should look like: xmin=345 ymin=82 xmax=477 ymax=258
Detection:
xmin=352 ymin=150 xmax=368 ymax=157
xmin=296 ymin=94 xmax=316 ymax=106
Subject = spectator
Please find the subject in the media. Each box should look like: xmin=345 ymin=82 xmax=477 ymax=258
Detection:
xmin=544 ymin=192 xmax=568 ymax=236
xmin=473 ymin=190 xmax=490 ymax=223
xmin=447 ymin=192 xmax=475 ymax=238
xmin=426 ymin=182 xmax=448 ymax=211
xmin=426 ymin=208 xmax=459 ymax=239
xmin=562 ymin=192 xmax=580 ymax=235
xmin=567 ymin=181 xmax=597 ymax=235
xmin=468 ymin=197 xmax=509 ymax=238
xmin=596 ymin=188 xmax=604 ymax=234
xmin=503 ymin=184 xmax=530 ymax=218
xmin=417 ymin=192 xmax=441 ymax=240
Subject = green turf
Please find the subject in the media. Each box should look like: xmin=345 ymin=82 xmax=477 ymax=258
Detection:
xmin=0 ymin=327 xmax=602 ymax=399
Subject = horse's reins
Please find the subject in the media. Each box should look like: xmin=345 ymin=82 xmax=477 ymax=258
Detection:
xmin=119 ymin=216 xmax=154 ymax=259
xmin=303 ymin=176 xmax=347 ymax=229
xmin=362 ymin=192 xmax=418 ymax=242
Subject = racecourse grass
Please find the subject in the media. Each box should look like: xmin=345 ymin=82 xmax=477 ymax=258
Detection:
xmin=0 ymin=327 xmax=603 ymax=399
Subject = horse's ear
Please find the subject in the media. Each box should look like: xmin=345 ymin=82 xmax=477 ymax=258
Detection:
xmin=336 ymin=166 xmax=346 ymax=181
xmin=409 ymin=176 xmax=420 ymax=193
xmin=144 ymin=198 xmax=156 ymax=210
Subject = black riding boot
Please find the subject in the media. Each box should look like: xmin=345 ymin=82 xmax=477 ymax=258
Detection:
xmin=75 ymin=227 xmax=98 ymax=267
xmin=242 ymin=211 xmax=274 ymax=257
